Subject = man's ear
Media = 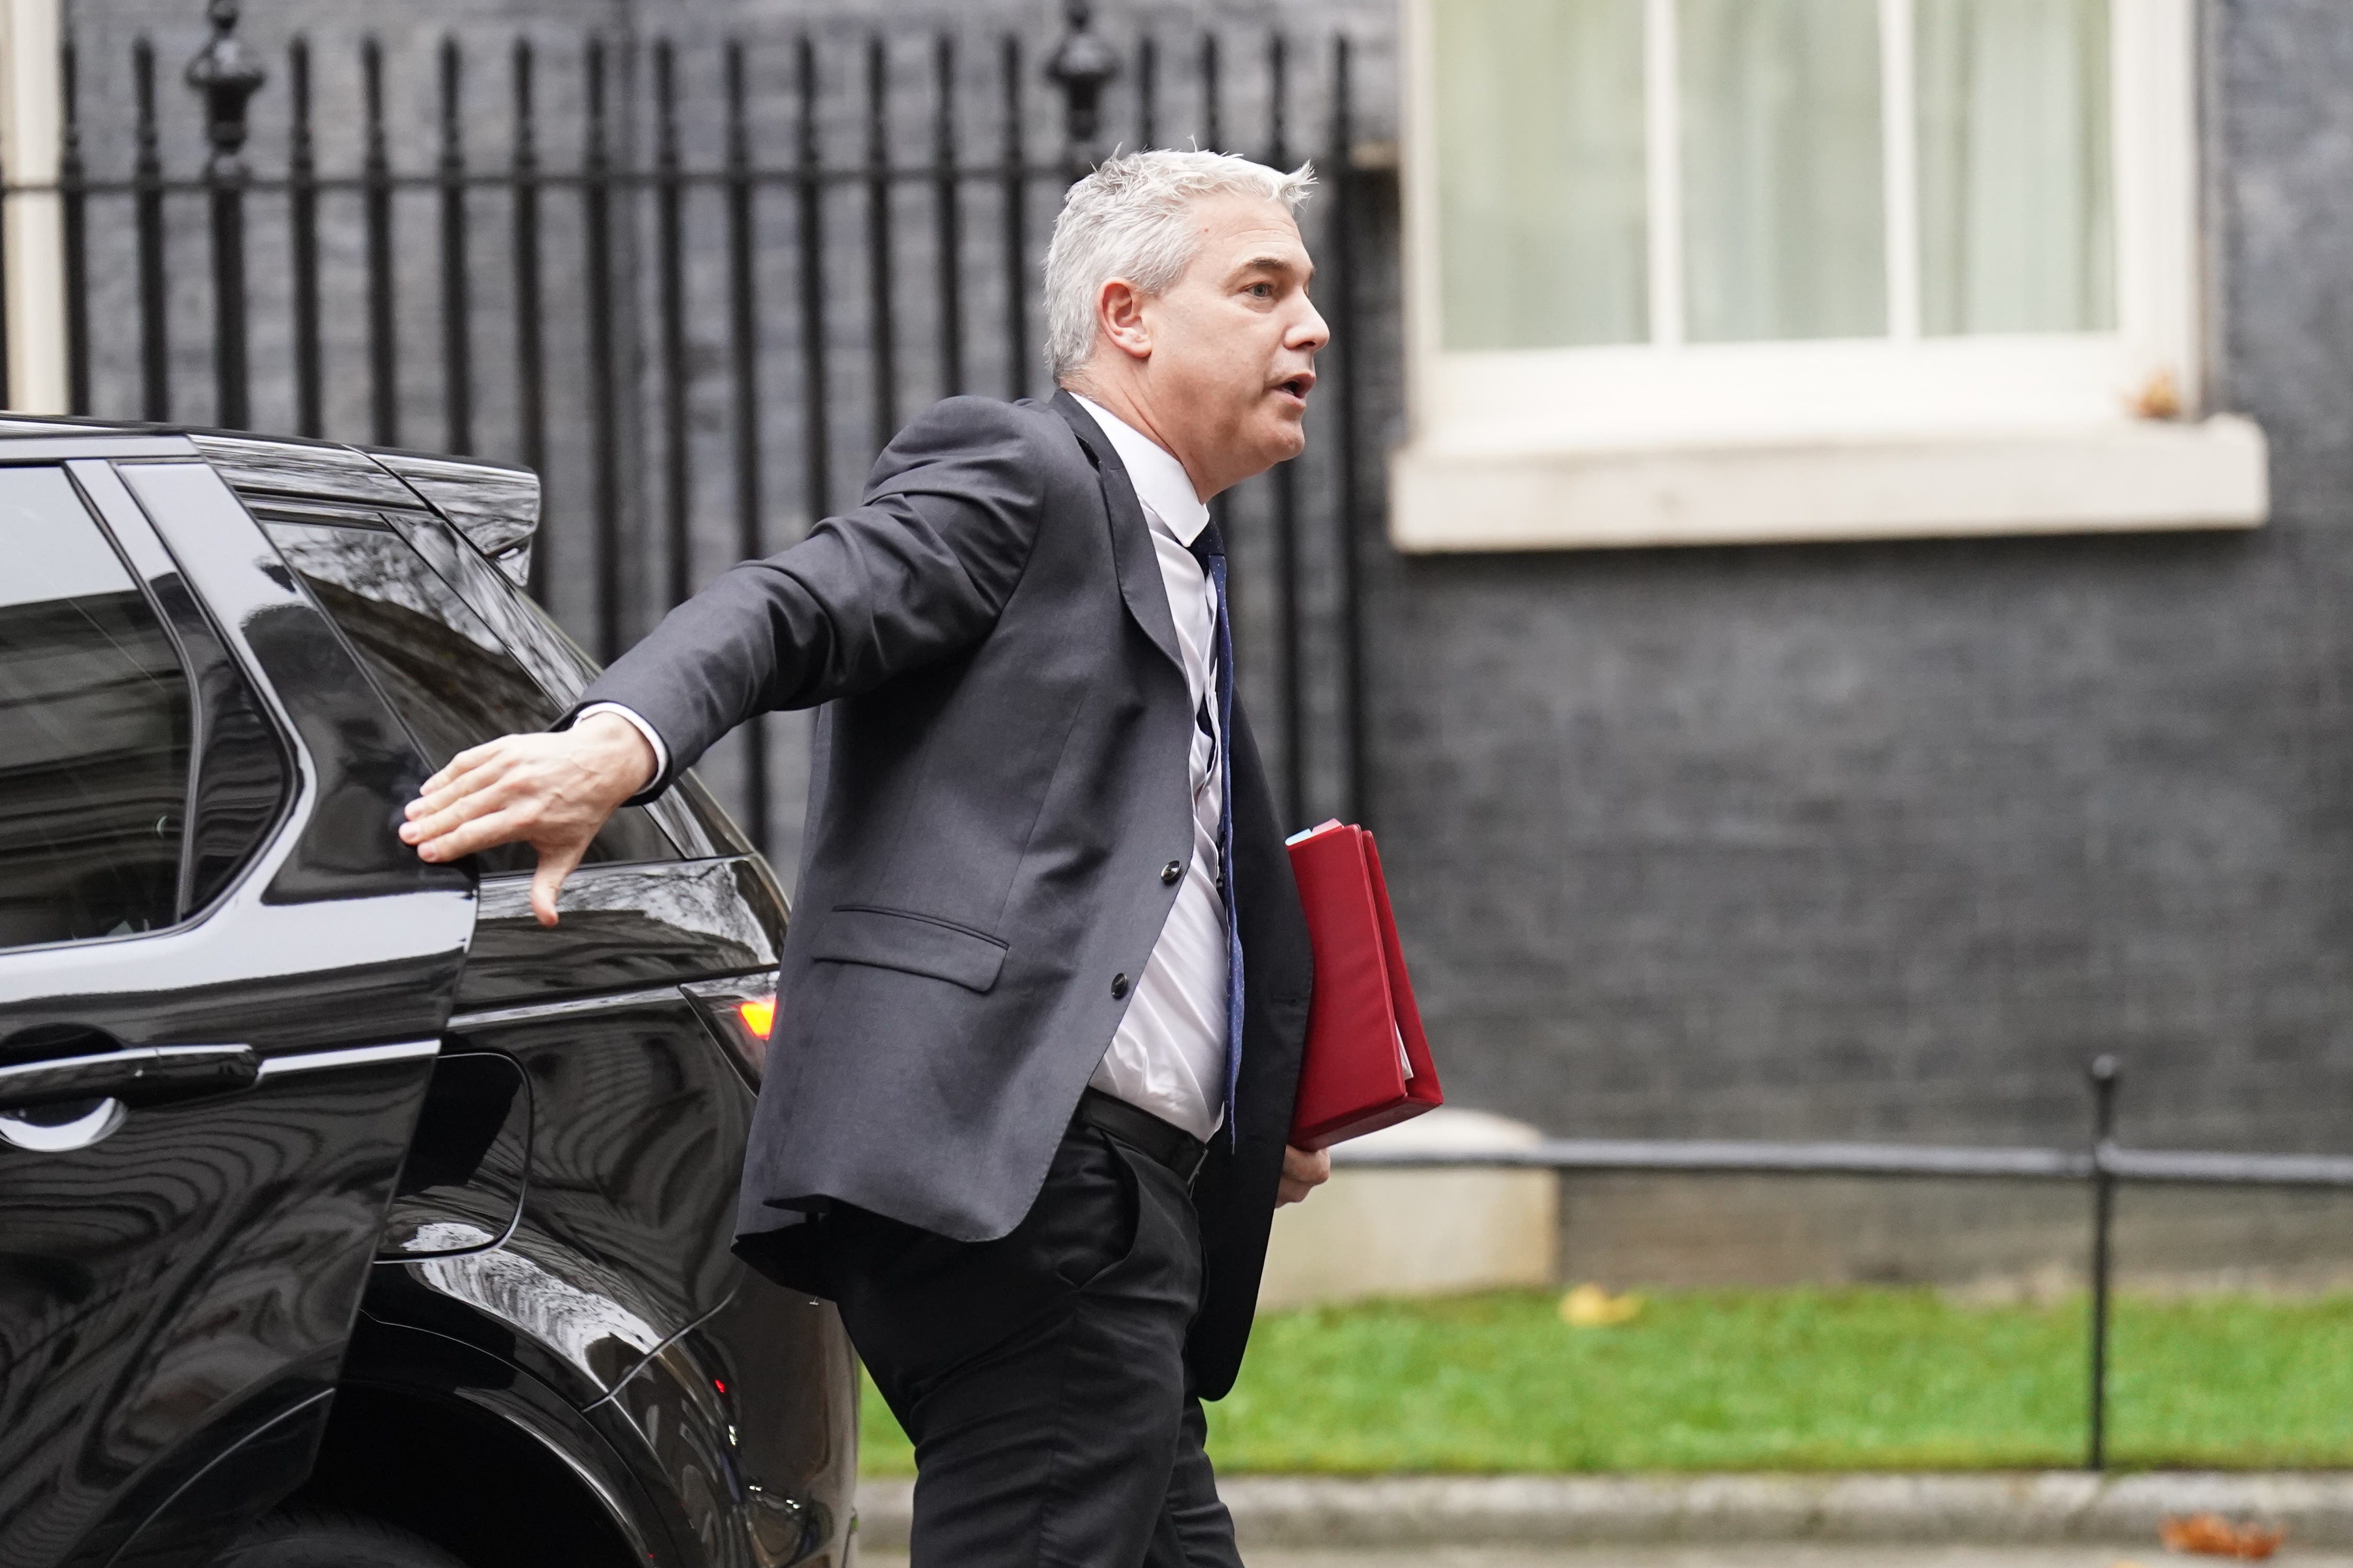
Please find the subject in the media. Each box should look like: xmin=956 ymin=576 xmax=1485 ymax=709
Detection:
xmin=1097 ymin=278 xmax=1152 ymax=362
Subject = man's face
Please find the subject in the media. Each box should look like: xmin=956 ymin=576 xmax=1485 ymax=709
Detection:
xmin=1133 ymin=194 xmax=1327 ymax=495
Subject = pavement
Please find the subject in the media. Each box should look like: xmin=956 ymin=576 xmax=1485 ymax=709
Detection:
xmin=853 ymin=1473 xmax=2353 ymax=1559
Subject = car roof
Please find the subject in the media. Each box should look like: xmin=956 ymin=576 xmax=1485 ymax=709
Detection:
xmin=0 ymin=415 xmax=540 ymax=579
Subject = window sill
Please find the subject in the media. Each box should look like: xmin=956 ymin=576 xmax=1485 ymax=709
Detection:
xmin=1388 ymin=415 xmax=2269 ymax=552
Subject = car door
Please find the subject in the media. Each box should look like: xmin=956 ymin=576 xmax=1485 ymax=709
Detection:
xmin=0 ymin=449 xmax=474 ymax=1568
xmin=240 ymin=497 xmax=765 ymax=1378
xmin=247 ymin=489 xmax=851 ymax=1563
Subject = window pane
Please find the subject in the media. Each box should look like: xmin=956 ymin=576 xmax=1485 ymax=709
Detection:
xmin=1680 ymin=0 xmax=1886 ymax=342
xmin=264 ymin=521 xmax=676 ymax=873
xmin=0 ymin=469 xmax=192 ymax=951
xmin=1917 ymin=0 xmax=2113 ymax=335
xmin=1435 ymin=0 xmax=1648 ymax=351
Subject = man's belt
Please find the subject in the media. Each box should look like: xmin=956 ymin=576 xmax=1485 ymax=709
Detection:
xmin=1074 ymin=1087 xmax=1209 ymax=1185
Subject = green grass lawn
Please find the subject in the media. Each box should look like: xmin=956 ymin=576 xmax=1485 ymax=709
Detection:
xmin=859 ymin=1287 xmax=2353 ymax=1475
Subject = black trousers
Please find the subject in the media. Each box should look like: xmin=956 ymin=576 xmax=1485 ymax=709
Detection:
xmin=829 ymin=1123 xmax=1244 ymax=1568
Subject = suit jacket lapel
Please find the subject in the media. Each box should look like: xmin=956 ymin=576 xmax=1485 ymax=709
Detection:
xmin=1050 ymin=389 xmax=1186 ymax=678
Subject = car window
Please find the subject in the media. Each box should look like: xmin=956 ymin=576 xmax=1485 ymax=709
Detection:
xmin=261 ymin=518 xmax=676 ymax=874
xmin=391 ymin=512 xmax=748 ymax=860
xmin=0 ymin=468 xmax=193 ymax=951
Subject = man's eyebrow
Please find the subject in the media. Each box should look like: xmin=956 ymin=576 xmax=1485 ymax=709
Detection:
xmin=1229 ymin=253 xmax=1314 ymax=283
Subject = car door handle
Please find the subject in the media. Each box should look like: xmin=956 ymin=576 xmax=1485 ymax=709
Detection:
xmin=0 ymin=1044 xmax=260 ymax=1114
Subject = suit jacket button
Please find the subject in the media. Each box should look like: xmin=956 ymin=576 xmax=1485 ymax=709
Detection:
xmin=1161 ymin=860 xmax=1183 ymax=885
xmin=1111 ymin=973 xmax=1130 ymax=999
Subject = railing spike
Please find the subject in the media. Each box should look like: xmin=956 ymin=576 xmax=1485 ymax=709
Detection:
xmin=1045 ymin=0 xmax=1118 ymax=171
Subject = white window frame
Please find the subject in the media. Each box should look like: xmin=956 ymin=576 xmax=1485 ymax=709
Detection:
xmin=0 ymin=0 xmax=68 ymax=414
xmin=1393 ymin=0 xmax=2267 ymax=551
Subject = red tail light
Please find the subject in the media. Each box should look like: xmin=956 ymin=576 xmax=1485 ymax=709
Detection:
xmin=737 ymin=997 xmax=776 ymax=1040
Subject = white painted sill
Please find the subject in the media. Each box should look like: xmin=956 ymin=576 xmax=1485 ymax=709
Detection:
xmin=1388 ymin=415 xmax=2270 ymax=553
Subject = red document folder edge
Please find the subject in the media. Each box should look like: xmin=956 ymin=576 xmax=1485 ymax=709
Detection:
xmin=1283 ymin=820 xmax=1443 ymax=1149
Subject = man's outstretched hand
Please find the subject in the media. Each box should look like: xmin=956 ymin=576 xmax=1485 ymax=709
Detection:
xmin=400 ymin=712 xmax=657 ymax=927
xmin=1277 ymin=1144 xmax=1331 ymax=1206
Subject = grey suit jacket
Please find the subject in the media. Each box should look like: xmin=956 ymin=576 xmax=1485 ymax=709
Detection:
xmin=579 ymin=390 xmax=1313 ymax=1395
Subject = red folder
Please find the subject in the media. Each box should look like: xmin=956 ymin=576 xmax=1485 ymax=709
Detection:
xmin=1284 ymin=820 xmax=1443 ymax=1149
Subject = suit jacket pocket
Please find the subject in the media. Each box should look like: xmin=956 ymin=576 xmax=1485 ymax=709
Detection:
xmin=813 ymin=904 xmax=1009 ymax=993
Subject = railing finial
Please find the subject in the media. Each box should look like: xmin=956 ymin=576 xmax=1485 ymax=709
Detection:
xmin=185 ymin=0 xmax=267 ymax=176
xmin=1045 ymin=0 xmax=1118 ymax=170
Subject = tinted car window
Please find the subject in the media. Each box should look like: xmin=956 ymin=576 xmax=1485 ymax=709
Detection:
xmin=393 ymin=513 xmax=748 ymax=861
xmin=262 ymin=519 xmax=675 ymax=874
xmin=0 ymin=468 xmax=192 ymax=950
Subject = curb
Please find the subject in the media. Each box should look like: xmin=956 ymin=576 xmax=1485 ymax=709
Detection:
xmin=852 ymin=1472 xmax=2353 ymax=1551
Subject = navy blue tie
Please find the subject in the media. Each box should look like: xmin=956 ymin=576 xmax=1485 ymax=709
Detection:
xmin=1187 ymin=518 xmax=1244 ymax=1143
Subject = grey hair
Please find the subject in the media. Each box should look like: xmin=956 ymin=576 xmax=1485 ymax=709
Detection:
xmin=1043 ymin=148 xmax=1314 ymax=382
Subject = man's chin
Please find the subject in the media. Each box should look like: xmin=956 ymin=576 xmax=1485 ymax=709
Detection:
xmin=1258 ymin=408 xmax=1309 ymax=456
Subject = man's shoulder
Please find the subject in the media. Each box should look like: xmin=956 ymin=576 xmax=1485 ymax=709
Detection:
xmin=868 ymin=396 xmax=1100 ymax=515
xmin=893 ymin=394 xmax=1083 ymax=461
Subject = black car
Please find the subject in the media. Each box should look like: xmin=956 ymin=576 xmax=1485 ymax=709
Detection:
xmin=0 ymin=422 xmax=858 ymax=1568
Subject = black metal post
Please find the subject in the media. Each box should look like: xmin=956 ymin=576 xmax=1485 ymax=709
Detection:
xmin=1330 ymin=34 xmax=1366 ymax=827
xmin=54 ymin=36 xmax=88 ymax=416
xmin=724 ymin=37 xmax=769 ymax=853
xmin=865 ymin=36 xmax=898 ymax=446
xmin=511 ymin=38 xmax=547 ymax=591
xmin=1000 ymin=36 xmax=1026 ymax=401
xmin=1136 ymin=34 xmax=1158 ymax=150
xmin=362 ymin=37 xmax=396 ymax=445
xmin=654 ymin=37 xmax=689 ymax=610
xmin=133 ymin=36 xmax=169 ymax=422
xmin=796 ymin=35 xmax=832 ymax=526
xmin=1045 ymin=1 xmax=1117 ymax=174
xmin=439 ymin=35 xmax=474 ymax=455
xmin=583 ymin=35 xmax=621 ymax=658
xmin=1201 ymin=33 xmax=1222 ymax=152
xmin=933 ymin=34 xmax=965 ymax=398
xmin=2087 ymin=1053 xmax=2120 ymax=1471
xmin=187 ymin=0 xmax=265 ymax=431
xmin=59 ymin=32 xmax=87 ymax=415
xmin=287 ymin=36 xmax=321 ymax=437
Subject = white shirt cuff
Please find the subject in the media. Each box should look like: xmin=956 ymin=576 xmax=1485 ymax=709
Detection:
xmin=575 ymin=702 xmax=670 ymax=785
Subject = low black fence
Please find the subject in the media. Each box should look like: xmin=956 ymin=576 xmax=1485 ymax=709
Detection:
xmin=1336 ymin=1055 xmax=2353 ymax=1470
xmin=0 ymin=0 xmax=1379 ymax=849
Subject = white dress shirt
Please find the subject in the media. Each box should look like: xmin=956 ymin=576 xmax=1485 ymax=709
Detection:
xmin=1071 ymin=394 xmax=1229 ymax=1143
xmin=582 ymin=395 xmax=1231 ymax=1142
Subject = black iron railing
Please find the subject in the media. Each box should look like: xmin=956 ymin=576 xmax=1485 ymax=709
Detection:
xmin=1336 ymin=1055 xmax=2353 ymax=1471
xmin=0 ymin=0 xmax=1378 ymax=850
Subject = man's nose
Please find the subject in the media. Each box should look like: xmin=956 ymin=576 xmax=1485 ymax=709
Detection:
xmin=1289 ymin=299 xmax=1331 ymax=352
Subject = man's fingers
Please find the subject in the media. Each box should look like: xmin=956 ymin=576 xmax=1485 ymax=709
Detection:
xmin=412 ymin=805 xmax=533 ymax=864
xmin=416 ymin=739 xmax=510 ymax=803
xmin=404 ymin=776 xmax=516 ymax=852
xmin=529 ymin=839 xmax=590 ymax=928
xmin=404 ymin=727 xmax=641 ymax=874
xmin=410 ymin=744 xmax=518 ymax=821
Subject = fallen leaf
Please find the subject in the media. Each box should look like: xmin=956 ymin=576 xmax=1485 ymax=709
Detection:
xmin=2161 ymin=1513 xmax=2284 ymax=1560
xmin=1560 ymin=1283 xmax=1641 ymax=1328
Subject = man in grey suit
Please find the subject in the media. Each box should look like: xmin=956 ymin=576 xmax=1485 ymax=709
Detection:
xmin=401 ymin=149 xmax=1331 ymax=1566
